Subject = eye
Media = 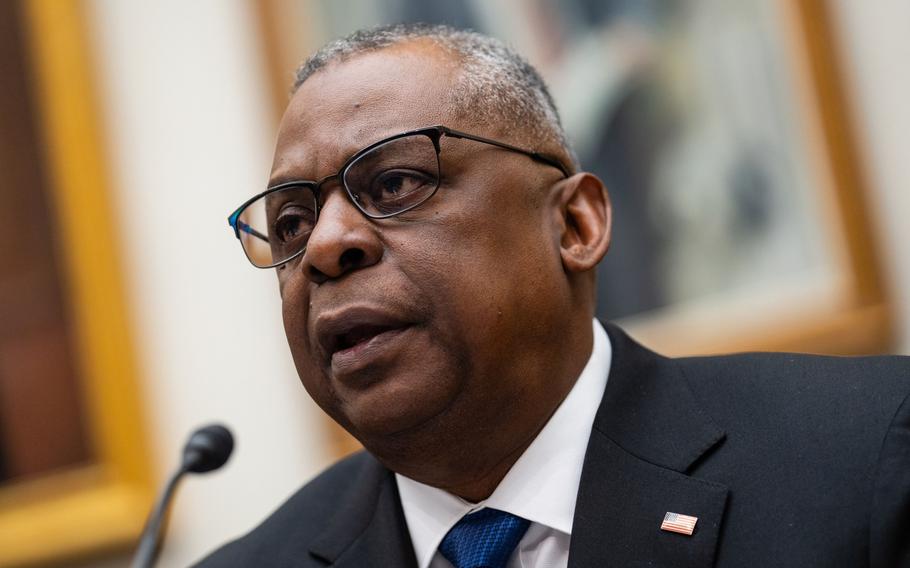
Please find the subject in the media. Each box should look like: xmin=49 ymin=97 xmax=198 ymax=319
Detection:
xmin=271 ymin=205 xmax=315 ymax=244
xmin=366 ymin=169 xmax=435 ymax=207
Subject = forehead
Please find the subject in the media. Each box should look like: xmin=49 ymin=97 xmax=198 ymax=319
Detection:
xmin=271 ymin=41 xmax=462 ymax=182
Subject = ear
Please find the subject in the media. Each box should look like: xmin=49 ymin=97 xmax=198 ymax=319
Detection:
xmin=554 ymin=173 xmax=612 ymax=273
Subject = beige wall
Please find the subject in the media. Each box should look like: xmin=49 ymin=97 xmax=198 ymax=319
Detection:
xmin=832 ymin=0 xmax=910 ymax=353
xmin=83 ymin=1 xmax=332 ymax=565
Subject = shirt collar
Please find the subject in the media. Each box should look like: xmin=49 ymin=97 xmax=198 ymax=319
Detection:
xmin=396 ymin=320 xmax=612 ymax=568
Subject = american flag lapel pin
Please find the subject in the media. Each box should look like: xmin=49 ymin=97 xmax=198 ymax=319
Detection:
xmin=660 ymin=512 xmax=698 ymax=536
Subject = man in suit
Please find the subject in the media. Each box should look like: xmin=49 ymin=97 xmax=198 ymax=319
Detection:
xmin=203 ymin=23 xmax=910 ymax=567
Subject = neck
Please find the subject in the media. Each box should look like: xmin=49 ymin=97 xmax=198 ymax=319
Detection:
xmin=370 ymin=316 xmax=595 ymax=502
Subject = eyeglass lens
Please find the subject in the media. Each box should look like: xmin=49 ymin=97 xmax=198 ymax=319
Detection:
xmin=343 ymin=133 xmax=440 ymax=217
xmin=237 ymin=133 xmax=441 ymax=267
xmin=236 ymin=185 xmax=317 ymax=267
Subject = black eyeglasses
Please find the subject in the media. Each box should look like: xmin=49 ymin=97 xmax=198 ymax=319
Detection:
xmin=228 ymin=125 xmax=571 ymax=268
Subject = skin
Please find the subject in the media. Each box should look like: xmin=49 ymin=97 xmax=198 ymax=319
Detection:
xmin=271 ymin=39 xmax=612 ymax=501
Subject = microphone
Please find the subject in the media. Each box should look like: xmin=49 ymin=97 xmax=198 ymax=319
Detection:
xmin=131 ymin=424 xmax=235 ymax=568
xmin=182 ymin=424 xmax=234 ymax=473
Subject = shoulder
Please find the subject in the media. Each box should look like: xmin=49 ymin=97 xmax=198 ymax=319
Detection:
xmin=678 ymin=349 xmax=910 ymax=383
xmin=678 ymin=350 xmax=910 ymax=415
xmin=677 ymin=350 xmax=910 ymax=470
xmin=605 ymin=322 xmax=910 ymax=435
xmin=193 ymin=451 xmax=382 ymax=567
xmin=676 ymin=351 xmax=910 ymax=564
xmin=604 ymin=322 xmax=910 ymax=456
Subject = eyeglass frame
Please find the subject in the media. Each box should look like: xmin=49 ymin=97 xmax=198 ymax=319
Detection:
xmin=227 ymin=124 xmax=572 ymax=268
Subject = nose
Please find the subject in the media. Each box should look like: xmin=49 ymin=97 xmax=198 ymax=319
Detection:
xmin=299 ymin=187 xmax=383 ymax=283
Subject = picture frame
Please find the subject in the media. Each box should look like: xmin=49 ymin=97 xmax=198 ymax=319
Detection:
xmin=614 ymin=0 xmax=892 ymax=357
xmin=0 ymin=1 xmax=152 ymax=566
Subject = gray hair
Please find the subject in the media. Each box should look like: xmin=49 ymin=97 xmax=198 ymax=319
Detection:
xmin=293 ymin=23 xmax=577 ymax=169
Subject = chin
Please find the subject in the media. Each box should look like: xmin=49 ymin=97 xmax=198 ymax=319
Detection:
xmin=341 ymin=393 xmax=450 ymax=444
xmin=341 ymin=352 xmax=465 ymax=421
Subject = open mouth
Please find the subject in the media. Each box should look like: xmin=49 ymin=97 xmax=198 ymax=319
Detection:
xmin=315 ymin=306 xmax=415 ymax=368
xmin=332 ymin=324 xmax=401 ymax=354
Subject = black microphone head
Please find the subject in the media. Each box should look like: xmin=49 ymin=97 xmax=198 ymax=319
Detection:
xmin=181 ymin=424 xmax=234 ymax=474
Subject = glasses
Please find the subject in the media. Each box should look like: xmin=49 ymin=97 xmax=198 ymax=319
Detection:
xmin=228 ymin=125 xmax=571 ymax=268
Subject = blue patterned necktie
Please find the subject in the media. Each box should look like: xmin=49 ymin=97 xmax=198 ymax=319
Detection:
xmin=438 ymin=508 xmax=531 ymax=568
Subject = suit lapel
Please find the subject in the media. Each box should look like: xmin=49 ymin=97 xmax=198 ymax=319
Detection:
xmin=309 ymin=454 xmax=417 ymax=568
xmin=569 ymin=324 xmax=729 ymax=568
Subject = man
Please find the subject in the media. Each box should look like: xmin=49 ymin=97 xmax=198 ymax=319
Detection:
xmin=200 ymin=24 xmax=910 ymax=567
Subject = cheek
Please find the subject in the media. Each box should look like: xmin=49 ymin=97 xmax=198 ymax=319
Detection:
xmin=279 ymin=275 xmax=326 ymax=395
xmin=407 ymin=211 xmax=556 ymax=344
xmin=440 ymin=206 xmax=556 ymax=296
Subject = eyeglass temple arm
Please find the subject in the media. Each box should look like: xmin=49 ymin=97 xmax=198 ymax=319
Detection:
xmin=440 ymin=127 xmax=571 ymax=178
xmin=235 ymin=219 xmax=269 ymax=243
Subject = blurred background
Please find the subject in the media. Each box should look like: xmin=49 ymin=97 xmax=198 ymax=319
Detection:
xmin=0 ymin=0 xmax=907 ymax=566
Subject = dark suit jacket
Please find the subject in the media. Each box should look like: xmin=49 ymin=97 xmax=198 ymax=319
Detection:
xmin=196 ymin=324 xmax=910 ymax=567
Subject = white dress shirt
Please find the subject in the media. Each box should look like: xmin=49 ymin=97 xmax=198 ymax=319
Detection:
xmin=396 ymin=320 xmax=612 ymax=568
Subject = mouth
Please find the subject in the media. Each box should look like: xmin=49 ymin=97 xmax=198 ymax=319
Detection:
xmin=331 ymin=323 xmax=405 ymax=354
xmin=315 ymin=307 xmax=415 ymax=374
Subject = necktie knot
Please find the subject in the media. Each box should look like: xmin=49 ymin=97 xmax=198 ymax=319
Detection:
xmin=438 ymin=508 xmax=530 ymax=568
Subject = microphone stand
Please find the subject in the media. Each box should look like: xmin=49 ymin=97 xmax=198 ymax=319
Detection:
xmin=130 ymin=424 xmax=234 ymax=568
xmin=131 ymin=465 xmax=188 ymax=568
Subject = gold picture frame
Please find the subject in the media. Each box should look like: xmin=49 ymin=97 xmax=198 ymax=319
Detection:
xmin=0 ymin=1 xmax=152 ymax=566
xmin=619 ymin=0 xmax=892 ymax=357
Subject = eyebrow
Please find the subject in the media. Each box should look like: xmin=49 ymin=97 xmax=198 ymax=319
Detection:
xmin=267 ymin=172 xmax=307 ymax=187
xmin=266 ymin=142 xmax=361 ymax=188
xmin=268 ymin=124 xmax=442 ymax=187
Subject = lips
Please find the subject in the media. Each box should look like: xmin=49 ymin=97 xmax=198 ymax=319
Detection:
xmin=315 ymin=306 xmax=414 ymax=370
xmin=334 ymin=323 xmax=397 ymax=352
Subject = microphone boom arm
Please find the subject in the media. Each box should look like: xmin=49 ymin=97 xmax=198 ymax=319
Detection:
xmin=131 ymin=466 xmax=188 ymax=568
xmin=130 ymin=424 xmax=234 ymax=568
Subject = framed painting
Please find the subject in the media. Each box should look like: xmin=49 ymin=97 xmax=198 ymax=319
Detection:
xmin=0 ymin=1 xmax=151 ymax=566
xmin=255 ymin=0 xmax=891 ymax=455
